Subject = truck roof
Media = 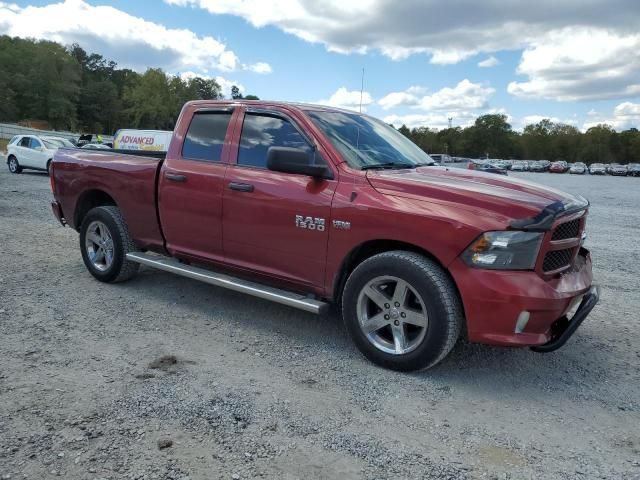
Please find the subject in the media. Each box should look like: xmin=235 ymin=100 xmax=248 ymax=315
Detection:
xmin=184 ymin=99 xmax=362 ymax=115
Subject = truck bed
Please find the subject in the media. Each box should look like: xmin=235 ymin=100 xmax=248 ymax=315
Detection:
xmin=52 ymin=148 xmax=166 ymax=251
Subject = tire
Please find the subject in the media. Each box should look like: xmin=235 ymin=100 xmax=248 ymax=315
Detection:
xmin=46 ymin=160 xmax=52 ymax=176
xmin=342 ymin=251 xmax=463 ymax=371
xmin=79 ymin=206 xmax=139 ymax=283
xmin=7 ymin=155 xmax=22 ymax=174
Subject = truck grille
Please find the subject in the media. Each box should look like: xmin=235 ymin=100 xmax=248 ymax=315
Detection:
xmin=543 ymin=248 xmax=574 ymax=272
xmin=541 ymin=215 xmax=585 ymax=273
xmin=551 ymin=219 xmax=580 ymax=241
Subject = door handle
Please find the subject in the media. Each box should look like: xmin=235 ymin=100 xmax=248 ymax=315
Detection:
xmin=166 ymin=173 xmax=187 ymax=182
xmin=228 ymin=182 xmax=254 ymax=192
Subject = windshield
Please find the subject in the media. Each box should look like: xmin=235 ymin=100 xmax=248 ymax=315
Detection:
xmin=306 ymin=110 xmax=434 ymax=169
xmin=42 ymin=137 xmax=74 ymax=148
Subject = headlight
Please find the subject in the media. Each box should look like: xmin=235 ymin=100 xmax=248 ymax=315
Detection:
xmin=462 ymin=231 xmax=543 ymax=270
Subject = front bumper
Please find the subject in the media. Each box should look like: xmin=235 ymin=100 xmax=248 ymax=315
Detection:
xmin=449 ymin=248 xmax=596 ymax=348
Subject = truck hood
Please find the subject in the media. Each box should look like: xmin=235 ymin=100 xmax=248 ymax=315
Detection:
xmin=367 ymin=166 xmax=588 ymax=228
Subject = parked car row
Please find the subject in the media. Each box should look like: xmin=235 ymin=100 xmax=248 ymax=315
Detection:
xmin=487 ymin=159 xmax=640 ymax=177
xmin=466 ymin=159 xmax=508 ymax=175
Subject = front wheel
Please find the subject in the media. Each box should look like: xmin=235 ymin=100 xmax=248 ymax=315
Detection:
xmin=79 ymin=206 xmax=139 ymax=283
xmin=342 ymin=251 xmax=463 ymax=371
xmin=7 ymin=156 xmax=22 ymax=174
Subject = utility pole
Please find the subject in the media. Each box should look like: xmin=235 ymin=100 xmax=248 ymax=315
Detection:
xmin=448 ymin=117 xmax=453 ymax=129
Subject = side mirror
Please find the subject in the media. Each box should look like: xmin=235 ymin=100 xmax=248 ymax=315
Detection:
xmin=266 ymin=146 xmax=332 ymax=179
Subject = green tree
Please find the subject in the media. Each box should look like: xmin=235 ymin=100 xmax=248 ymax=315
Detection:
xmin=398 ymin=124 xmax=411 ymax=137
xmin=580 ymin=125 xmax=617 ymax=164
xmin=231 ymin=85 xmax=242 ymax=99
xmin=123 ymin=68 xmax=175 ymax=129
xmin=464 ymin=114 xmax=515 ymax=158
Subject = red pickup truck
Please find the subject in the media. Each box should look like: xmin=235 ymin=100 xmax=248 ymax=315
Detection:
xmin=50 ymin=100 xmax=599 ymax=371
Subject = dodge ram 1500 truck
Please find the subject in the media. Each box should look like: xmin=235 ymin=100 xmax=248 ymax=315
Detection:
xmin=50 ymin=100 xmax=599 ymax=371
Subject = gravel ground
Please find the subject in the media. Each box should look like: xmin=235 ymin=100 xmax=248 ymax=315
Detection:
xmin=0 ymin=166 xmax=639 ymax=480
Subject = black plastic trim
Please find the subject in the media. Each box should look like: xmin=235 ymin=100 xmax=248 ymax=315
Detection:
xmin=510 ymin=197 xmax=589 ymax=231
xmin=530 ymin=284 xmax=600 ymax=353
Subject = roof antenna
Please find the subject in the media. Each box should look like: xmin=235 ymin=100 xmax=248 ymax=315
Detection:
xmin=359 ymin=67 xmax=365 ymax=113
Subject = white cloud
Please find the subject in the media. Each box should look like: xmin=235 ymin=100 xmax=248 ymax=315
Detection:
xmin=583 ymin=102 xmax=640 ymax=131
xmin=164 ymin=1 xmax=639 ymax=65
xmin=0 ymin=0 xmax=268 ymax=75
xmin=179 ymin=71 xmax=244 ymax=97
xmin=166 ymin=0 xmax=640 ymax=102
xmin=378 ymin=86 xmax=425 ymax=110
xmin=379 ymin=80 xmax=494 ymax=112
xmin=478 ymin=56 xmax=500 ymax=68
xmin=383 ymin=112 xmax=479 ymax=130
xmin=244 ymin=62 xmax=272 ymax=74
xmin=614 ymin=102 xmax=640 ymax=118
xmin=419 ymin=80 xmax=494 ymax=110
xmin=214 ymin=76 xmax=245 ymax=97
xmin=508 ymin=27 xmax=640 ymax=101
xmin=317 ymin=87 xmax=373 ymax=112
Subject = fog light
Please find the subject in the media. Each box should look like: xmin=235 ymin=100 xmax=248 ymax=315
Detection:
xmin=515 ymin=311 xmax=530 ymax=334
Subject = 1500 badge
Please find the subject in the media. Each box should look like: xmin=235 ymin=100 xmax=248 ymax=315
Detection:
xmin=295 ymin=215 xmax=325 ymax=231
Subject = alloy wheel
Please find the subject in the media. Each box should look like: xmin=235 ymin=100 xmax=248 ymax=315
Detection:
xmin=356 ymin=275 xmax=428 ymax=355
xmin=85 ymin=221 xmax=114 ymax=271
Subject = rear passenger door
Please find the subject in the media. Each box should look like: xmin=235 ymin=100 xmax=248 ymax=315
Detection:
xmin=158 ymin=109 xmax=234 ymax=261
xmin=28 ymin=137 xmax=47 ymax=169
xmin=222 ymin=108 xmax=337 ymax=290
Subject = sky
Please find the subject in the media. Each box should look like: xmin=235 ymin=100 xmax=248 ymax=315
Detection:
xmin=1 ymin=0 xmax=639 ymax=131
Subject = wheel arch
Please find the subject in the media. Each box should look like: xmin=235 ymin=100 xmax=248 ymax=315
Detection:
xmin=74 ymin=189 xmax=118 ymax=230
xmin=331 ymin=239 xmax=464 ymax=314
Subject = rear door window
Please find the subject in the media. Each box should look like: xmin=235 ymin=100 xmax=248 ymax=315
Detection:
xmin=18 ymin=137 xmax=30 ymax=147
xmin=237 ymin=113 xmax=311 ymax=168
xmin=182 ymin=112 xmax=232 ymax=162
xmin=29 ymin=138 xmax=42 ymax=149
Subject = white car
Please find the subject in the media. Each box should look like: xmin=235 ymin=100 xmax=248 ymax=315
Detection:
xmin=6 ymin=135 xmax=75 ymax=175
xmin=80 ymin=143 xmax=111 ymax=150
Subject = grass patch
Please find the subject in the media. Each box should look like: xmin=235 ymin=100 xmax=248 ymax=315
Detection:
xmin=0 ymin=138 xmax=8 ymax=152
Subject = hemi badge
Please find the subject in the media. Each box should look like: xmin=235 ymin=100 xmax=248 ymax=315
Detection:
xmin=333 ymin=220 xmax=351 ymax=230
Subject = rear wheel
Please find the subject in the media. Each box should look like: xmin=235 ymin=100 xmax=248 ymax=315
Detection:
xmin=79 ymin=206 xmax=139 ymax=283
xmin=8 ymin=156 xmax=22 ymax=174
xmin=342 ymin=251 xmax=463 ymax=371
xmin=46 ymin=160 xmax=52 ymax=176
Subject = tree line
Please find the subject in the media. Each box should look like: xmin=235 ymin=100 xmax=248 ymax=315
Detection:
xmin=1 ymin=35 xmax=638 ymax=163
xmin=397 ymin=115 xmax=640 ymax=164
xmin=0 ymin=35 xmax=258 ymax=134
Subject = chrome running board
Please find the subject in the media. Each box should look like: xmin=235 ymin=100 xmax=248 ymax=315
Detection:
xmin=126 ymin=252 xmax=329 ymax=315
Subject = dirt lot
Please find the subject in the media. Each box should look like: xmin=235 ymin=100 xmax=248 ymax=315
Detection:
xmin=1 ymin=166 xmax=639 ymax=480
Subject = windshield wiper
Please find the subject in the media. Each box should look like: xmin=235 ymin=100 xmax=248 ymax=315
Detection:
xmin=361 ymin=162 xmax=416 ymax=170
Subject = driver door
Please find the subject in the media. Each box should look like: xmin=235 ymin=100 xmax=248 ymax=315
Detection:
xmin=16 ymin=136 xmax=35 ymax=167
